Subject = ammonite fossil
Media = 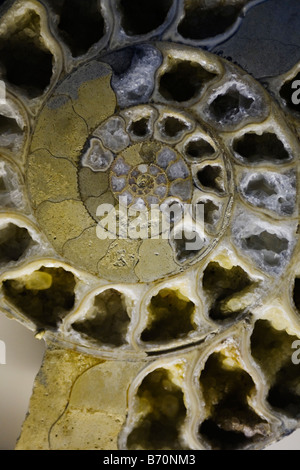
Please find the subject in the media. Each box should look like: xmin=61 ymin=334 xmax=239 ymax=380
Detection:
xmin=0 ymin=0 xmax=299 ymax=450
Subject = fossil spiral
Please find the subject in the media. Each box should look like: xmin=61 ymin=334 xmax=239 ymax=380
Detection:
xmin=0 ymin=0 xmax=299 ymax=450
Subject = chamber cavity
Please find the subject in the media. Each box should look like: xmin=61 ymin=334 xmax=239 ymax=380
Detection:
xmin=0 ymin=9 xmax=53 ymax=98
xmin=178 ymin=0 xmax=246 ymax=40
xmin=232 ymin=214 xmax=295 ymax=274
xmin=172 ymin=228 xmax=205 ymax=263
xmin=0 ymin=224 xmax=35 ymax=265
xmin=94 ymin=117 xmax=130 ymax=153
xmin=251 ymin=320 xmax=300 ymax=418
xmin=3 ymin=267 xmax=76 ymax=329
xmin=110 ymin=45 xmax=162 ymax=108
xmin=54 ymin=0 xmax=105 ymax=57
xmin=118 ymin=0 xmax=173 ymax=36
xmin=207 ymin=84 xmax=255 ymax=125
xmin=196 ymin=165 xmax=224 ymax=193
xmin=184 ymin=138 xmax=215 ymax=161
xmin=71 ymin=289 xmax=130 ymax=347
xmin=294 ymin=278 xmax=300 ymax=313
xmin=0 ymin=114 xmax=23 ymax=152
xmin=81 ymin=138 xmax=114 ymax=172
xmin=141 ymin=288 xmax=196 ymax=343
xmin=242 ymin=232 xmax=289 ymax=271
xmin=129 ymin=117 xmax=151 ymax=138
xmin=199 ymin=351 xmax=270 ymax=450
xmin=202 ymin=261 xmax=254 ymax=322
xmin=159 ymin=60 xmax=217 ymax=103
xmin=126 ymin=368 xmax=187 ymax=450
xmin=0 ymin=162 xmax=24 ymax=209
xmin=233 ymin=132 xmax=291 ymax=164
xmin=240 ymin=171 xmax=296 ymax=216
xmin=202 ymin=199 xmax=221 ymax=226
xmin=157 ymin=115 xmax=192 ymax=143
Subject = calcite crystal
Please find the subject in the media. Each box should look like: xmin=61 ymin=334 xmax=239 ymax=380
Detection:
xmin=0 ymin=0 xmax=299 ymax=450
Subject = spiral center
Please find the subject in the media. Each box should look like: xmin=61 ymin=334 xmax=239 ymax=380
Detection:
xmin=137 ymin=174 xmax=152 ymax=189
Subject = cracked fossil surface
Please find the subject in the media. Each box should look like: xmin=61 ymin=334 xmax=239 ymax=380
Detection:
xmin=0 ymin=0 xmax=299 ymax=450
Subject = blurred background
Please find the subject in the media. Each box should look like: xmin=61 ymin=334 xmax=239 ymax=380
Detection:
xmin=0 ymin=313 xmax=300 ymax=450
xmin=0 ymin=314 xmax=45 ymax=450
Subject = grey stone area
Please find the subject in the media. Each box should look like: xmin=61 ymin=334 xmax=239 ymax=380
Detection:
xmin=108 ymin=45 xmax=163 ymax=108
xmin=211 ymin=0 xmax=300 ymax=79
xmin=55 ymin=61 xmax=112 ymax=100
